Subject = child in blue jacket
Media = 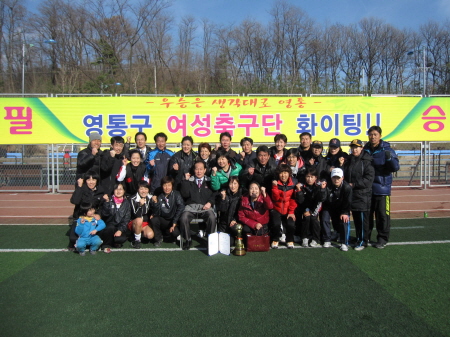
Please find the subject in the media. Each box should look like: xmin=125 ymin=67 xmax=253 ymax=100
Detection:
xmin=75 ymin=203 xmax=106 ymax=256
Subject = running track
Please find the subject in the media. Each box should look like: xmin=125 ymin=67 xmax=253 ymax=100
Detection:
xmin=0 ymin=188 xmax=449 ymax=224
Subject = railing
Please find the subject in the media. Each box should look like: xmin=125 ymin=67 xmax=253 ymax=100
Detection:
xmin=0 ymin=142 xmax=449 ymax=193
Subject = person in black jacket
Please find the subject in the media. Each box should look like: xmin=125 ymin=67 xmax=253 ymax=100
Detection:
xmin=269 ymin=134 xmax=288 ymax=165
xmin=100 ymin=136 xmax=126 ymax=195
xmin=323 ymin=168 xmax=352 ymax=251
xmin=237 ymin=137 xmax=256 ymax=170
xmin=240 ymin=145 xmax=277 ymax=192
xmin=216 ymin=176 xmax=242 ymax=245
xmin=325 ymin=138 xmax=348 ymax=171
xmin=344 ymin=139 xmax=375 ymax=251
xmin=76 ymin=131 xmax=103 ymax=180
xmin=100 ymin=182 xmax=131 ymax=253
xmin=299 ymin=166 xmax=327 ymax=248
xmin=128 ymin=181 xmax=154 ymax=249
xmin=305 ymin=140 xmax=330 ymax=181
xmin=169 ymin=136 xmax=197 ymax=190
xmin=68 ymin=170 xmax=105 ymax=251
xmin=116 ymin=149 xmax=148 ymax=197
xmin=179 ymin=161 xmax=216 ymax=250
xmin=150 ymin=176 xmax=184 ymax=247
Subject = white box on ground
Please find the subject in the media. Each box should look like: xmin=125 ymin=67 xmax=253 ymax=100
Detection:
xmin=208 ymin=232 xmax=231 ymax=256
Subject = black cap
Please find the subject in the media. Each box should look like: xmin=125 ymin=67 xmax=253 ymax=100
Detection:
xmin=350 ymin=139 xmax=363 ymax=147
xmin=328 ymin=138 xmax=341 ymax=148
xmin=311 ymin=140 xmax=323 ymax=148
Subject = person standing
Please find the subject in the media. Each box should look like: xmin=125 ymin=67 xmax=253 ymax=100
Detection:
xmin=344 ymin=139 xmax=375 ymax=251
xmin=364 ymin=126 xmax=399 ymax=249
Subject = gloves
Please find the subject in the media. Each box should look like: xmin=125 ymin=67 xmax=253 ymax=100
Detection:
xmin=385 ymin=150 xmax=391 ymax=160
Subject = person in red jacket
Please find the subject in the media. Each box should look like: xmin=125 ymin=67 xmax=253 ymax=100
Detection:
xmin=270 ymin=164 xmax=304 ymax=249
xmin=237 ymin=182 xmax=273 ymax=236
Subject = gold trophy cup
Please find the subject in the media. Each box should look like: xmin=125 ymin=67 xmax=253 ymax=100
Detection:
xmin=233 ymin=224 xmax=246 ymax=256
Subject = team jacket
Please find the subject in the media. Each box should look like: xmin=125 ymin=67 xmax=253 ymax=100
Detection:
xmin=75 ymin=216 xmax=106 ymax=238
xmin=151 ymin=190 xmax=185 ymax=224
xmin=70 ymin=184 xmax=105 ymax=219
xmin=101 ymin=197 xmax=131 ymax=233
xmin=216 ymin=188 xmax=243 ymax=229
xmin=116 ymin=162 xmax=148 ymax=197
xmin=271 ymin=177 xmax=303 ymax=215
xmin=76 ymin=145 xmax=103 ymax=180
xmin=129 ymin=193 xmax=152 ymax=221
xmin=238 ymin=193 xmax=273 ymax=229
xmin=168 ymin=150 xmax=197 ymax=189
xmin=211 ymin=162 xmax=242 ymax=191
xmin=363 ymin=140 xmax=400 ymax=196
xmin=305 ymin=154 xmax=330 ymax=181
xmin=344 ymin=151 xmax=375 ymax=212
xmin=299 ymin=183 xmax=327 ymax=216
xmin=146 ymin=148 xmax=174 ymax=192
xmin=325 ymin=181 xmax=352 ymax=216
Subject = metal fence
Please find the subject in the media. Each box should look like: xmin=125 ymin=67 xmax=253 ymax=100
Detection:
xmin=0 ymin=142 xmax=449 ymax=193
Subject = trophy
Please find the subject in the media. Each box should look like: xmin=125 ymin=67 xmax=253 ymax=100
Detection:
xmin=233 ymin=224 xmax=246 ymax=256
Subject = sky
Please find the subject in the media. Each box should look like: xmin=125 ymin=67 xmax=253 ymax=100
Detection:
xmin=170 ymin=0 xmax=450 ymax=30
xmin=23 ymin=0 xmax=450 ymax=30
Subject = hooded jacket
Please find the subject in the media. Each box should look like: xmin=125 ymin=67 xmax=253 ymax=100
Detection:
xmin=363 ymin=140 xmax=399 ymax=196
xmin=344 ymin=151 xmax=375 ymax=212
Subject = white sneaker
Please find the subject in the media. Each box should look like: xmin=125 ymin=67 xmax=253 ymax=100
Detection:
xmin=302 ymin=238 xmax=309 ymax=247
xmin=354 ymin=244 xmax=365 ymax=251
xmin=323 ymin=242 xmax=331 ymax=248
xmin=197 ymin=230 xmax=204 ymax=238
xmin=309 ymin=240 xmax=320 ymax=247
xmin=280 ymin=233 xmax=286 ymax=243
xmin=294 ymin=235 xmax=301 ymax=243
xmin=340 ymin=244 xmax=348 ymax=252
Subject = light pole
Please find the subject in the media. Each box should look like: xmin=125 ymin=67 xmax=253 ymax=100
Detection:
xmin=407 ymin=46 xmax=433 ymax=96
xmin=22 ymin=38 xmax=57 ymax=96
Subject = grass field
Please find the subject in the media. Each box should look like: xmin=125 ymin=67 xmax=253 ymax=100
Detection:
xmin=0 ymin=218 xmax=449 ymax=336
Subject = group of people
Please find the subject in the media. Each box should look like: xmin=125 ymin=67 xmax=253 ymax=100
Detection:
xmin=70 ymin=126 xmax=399 ymax=255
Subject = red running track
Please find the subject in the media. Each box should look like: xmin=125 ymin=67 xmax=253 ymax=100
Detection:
xmin=0 ymin=187 xmax=449 ymax=224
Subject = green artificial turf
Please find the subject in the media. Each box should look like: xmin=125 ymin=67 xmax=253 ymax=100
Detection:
xmin=0 ymin=219 xmax=449 ymax=336
xmin=346 ymin=244 xmax=450 ymax=337
xmin=0 ymin=248 xmax=446 ymax=336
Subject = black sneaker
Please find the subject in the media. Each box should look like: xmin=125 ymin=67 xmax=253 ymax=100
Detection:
xmin=154 ymin=240 xmax=162 ymax=248
xmin=375 ymin=242 xmax=386 ymax=249
xmin=131 ymin=240 xmax=141 ymax=249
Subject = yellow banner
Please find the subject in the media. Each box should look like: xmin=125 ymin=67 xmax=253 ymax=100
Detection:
xmin=1 ymin=96 xmax=449 ymax=144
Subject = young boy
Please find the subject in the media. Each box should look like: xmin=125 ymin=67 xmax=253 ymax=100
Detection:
xmin=299 ymin=167 xmax=327 ymax=247
xmin=75 ymin=203 xmax=106 ymax=256
xmin=128 ymin=181 xmax=154 ymax=249
xmin=325 ymin=168 xmax=352 ymax=251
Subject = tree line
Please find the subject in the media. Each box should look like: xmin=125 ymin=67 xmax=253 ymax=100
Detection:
xmin=1 ymin=0 xmax=449 ymax=95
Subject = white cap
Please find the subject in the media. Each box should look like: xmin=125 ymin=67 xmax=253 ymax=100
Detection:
xmin=331 ymin=168 xmax=343 ymax=178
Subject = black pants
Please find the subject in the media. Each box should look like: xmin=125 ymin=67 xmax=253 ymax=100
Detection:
xmin=271 ymin=210 xmax=296 ymax=242
xmin=150 ymin=216 xmax=181 ymax=242
xmin=99 ymin=226 xmax=128 ymax=248
xmin=301 ymin=215 xmax=320 ymax=242
xmin=179 ymin=209 xmax=216 ymax=241
xmin=352 ymin=210 xmax=370 ymax=245
xmin=369 ymin=195 xmax=391 ymax=244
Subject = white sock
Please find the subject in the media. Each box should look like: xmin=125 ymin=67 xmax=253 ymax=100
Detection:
xmin=134 ymin=233 xmax=141 ymax=242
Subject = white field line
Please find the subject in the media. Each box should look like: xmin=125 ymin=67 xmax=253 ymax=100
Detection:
xmin=391 ymin=209 xmax=450 ymax=212
xmin=1 ymin=240 xmax=450 ymax=253
xmin=394 ymin=201 xmax=450 ymax=204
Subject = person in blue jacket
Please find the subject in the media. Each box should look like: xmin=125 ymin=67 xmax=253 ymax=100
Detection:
xmin=364 ymin=126 xmax=399 ymax=249
xmin=146 ymin=132 xmax=174 ymax=194
xmin=75 ymin=202 xmax=106 ymax=256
